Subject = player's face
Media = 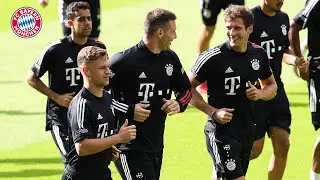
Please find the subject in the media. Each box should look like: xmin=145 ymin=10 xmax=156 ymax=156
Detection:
xmin=71 ymin=9 xmax=92 ymax=37
xmin=86 ymin=56 xmax=110 ymax=87
xmin=159 ymin=20 xmax=177 ymax=50
xmin=264 ymin=0 xmax=284 ymax=12
xmin=226 ymin=18 xmax=252 ymax=52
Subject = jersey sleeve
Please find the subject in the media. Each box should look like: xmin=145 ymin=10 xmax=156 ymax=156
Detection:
xmin=169 ymin=51 xmax=191 ymax=112
xmin=191 ymin=49 xmax=218 ymax=83
xmin=69 ymin=98 xmax=94 ymax=143
xmin=284 ymin=13 xmax=290 ymax=50
xmin=293 ymin=0 xmax=318 ymax=29
xmin=31 ymin=41 xmax=59 ymax=78
xmin=109 ymin=52 xmax=135 ymax=121
xmin=259 ymin=50 xmax=273 ymax=80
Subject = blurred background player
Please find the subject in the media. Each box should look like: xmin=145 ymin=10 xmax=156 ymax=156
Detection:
xmin=110 ymin=8 xmax=191 ymax=180
xmin=189 ymin=5 xmax=277 ymax=179
xmin=289 ymin=0 xmax=320 ymax=179
xmin=248 ymin=0 xmax=306 ymax=179
xmin=39 ymin=0 xmax=101 ymax=39
xmin=26 ymin=1 xmax=105 ymax=167
xmin=196 ymin=0 xmax=245 ymax=93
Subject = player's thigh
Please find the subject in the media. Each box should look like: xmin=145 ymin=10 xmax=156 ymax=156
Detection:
xmin=253 ymin=100 xmax=268 ymax=140
xmin=51 ymin=124 xmax=69 ymax=156
xmin=88 ymin=0 xmax=101 ymax=38
xmin=309 ymin=70 xmax=320 ymax=130
xmin=200 ymin=0 xmax=223 ymax=26
xmin=115 ymin=151 xmax=157 ymax=180
xmin=205 ymin=131 xmax=247 ymax=179
xmin=267 ymin=89 xmax=292 ymax=135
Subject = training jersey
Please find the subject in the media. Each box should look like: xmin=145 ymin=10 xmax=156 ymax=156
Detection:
xmin=293 ymin=0 xmax=320 ymax=58
xmin=109 ymin=40 xmax=191 ymax=152
xmin=66 ymin=88 xmax=115 ymax=178
xmin=31 ymin=36 xmax=105 ymax=130
xmin=249 ymin=6 xmax=290 ymax=88
xmin=191 ymin=41 xmax=273 ymax=139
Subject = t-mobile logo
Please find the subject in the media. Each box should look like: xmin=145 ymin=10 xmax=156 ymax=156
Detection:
xmin=97 ymin=122 xmax=109 ymax=138
xmin=225 ymin=76 xmax=240 ymax=95
xmin=261 ymin=39 xmax=275 ymax=59
xmin=138 ymin=83 xmax=155 ymax=103
xmin=65 ymin=68 xmax=81 ymax=86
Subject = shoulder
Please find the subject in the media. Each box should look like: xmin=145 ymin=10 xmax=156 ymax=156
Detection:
xmin=87 ymin=38 xmax=107 ymax=49
xmin=248 ymin=42 xmax=267 ymax=55
xmin=41 ymin=39 xmax=64 ymax=54
xmin=109 ymin=44 xmax=138 ymax=66
xmin=278 ymin=11 xmax=289 ymax=21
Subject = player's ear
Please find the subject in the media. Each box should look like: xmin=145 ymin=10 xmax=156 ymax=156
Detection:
xmin=67 ymin=18 xmax=73 ymax=29
xmin=82 ymin=65 xmax=90 ymax=76
xmin=156 ymin=28 xmax=164 ymax=38
xmin=247 ymin=25 xmax=253 ymax=35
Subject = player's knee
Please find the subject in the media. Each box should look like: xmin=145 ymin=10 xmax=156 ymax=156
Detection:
xmin=273 ymin=137 xmax=290 ymax=155
xmin=250 ymin=142 xmax=264 ymax=160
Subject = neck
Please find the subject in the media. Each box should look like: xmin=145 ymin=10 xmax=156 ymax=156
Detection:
xmin=83 ymin=80 xmax=104 ymax=97
xmin=143 ymin=35 xmax=162 ymax=54
xmin=71 ymin=33 xmax=88 ymax=45
xmin=231 ymin=43 xmax=247 ymax=53
xmin=260 ymin=3 xmax=276 ymax=16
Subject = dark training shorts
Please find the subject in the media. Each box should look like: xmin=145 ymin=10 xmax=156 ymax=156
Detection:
xmin=253 ymin=86 xmax=292 ymax=140
xmin=200 ymin=0 xmax=245 ymax=26
xmin=205 ymin=130 xmax=253 ymax=179
xmin=114 ymin=150 xmax=163 ymax=180
xmin=309 ymin=59 xmax=320 ymax=130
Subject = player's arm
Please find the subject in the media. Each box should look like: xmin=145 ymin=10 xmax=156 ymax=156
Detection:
xmin=289 ymin=22 xmax=303 ymax=58
xmin=75 ymin=120 xmax=136 ymax=156
xmin=69 ymin=100 xmax=136 ymax=156
xmin=188 ymin=73 xmax=234 ymax=124
xmin=26 ymin=44 xmax=75 ymax=107
xmin=283 ymin=49 xmax=305 ymax=66
xmin=161 ymin=52 xmax=191 ymax=115
xmin=109 ymin=52 xmax=150 ymax=122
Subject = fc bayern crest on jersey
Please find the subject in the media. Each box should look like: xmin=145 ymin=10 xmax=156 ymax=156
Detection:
xmin=281 ymin=24 xmax=287 ymax=36
xmin=165 ymin=64 xmax=173 ymax=76
xmin=11 ymin=7 xmax=42 ymax=38
xmin=225 ymin=159 xmax=236 ymax=171
xmin=251 ymin=59 xmax=260 ymax=71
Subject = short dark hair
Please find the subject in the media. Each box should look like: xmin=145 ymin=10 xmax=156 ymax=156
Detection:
xmin=66 ymin=1 xmax=90 ymax=20
xmin=144 ymin=8 xmax=177 ymax=37
xmin=224 ymin=5 xmax=254 ymax=28
xmin=77 ymin=46 xmax=108 ymax=67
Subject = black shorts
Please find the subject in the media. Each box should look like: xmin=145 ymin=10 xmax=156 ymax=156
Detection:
xmin=114 ymin=151 xmax=163 ymax=180
xmin=254 ymin=87 xmax=292 ymax=140
xmin=309 ymin=59 xmax=320 ymax=130
xmin=205 ymin=130 xmax=253 ymax=179
xmin=200 ymin=0 xmax=244 ymax=26
xmin=62 ymin=165 xmax=112 ymax=180
xmin=60 ymin=0 xmax=101 ymax=38
xmin=51 ymin=124 xmax=69 ymax=165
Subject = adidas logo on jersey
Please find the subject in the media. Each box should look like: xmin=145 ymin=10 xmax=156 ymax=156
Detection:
xmin=65 ymin=57 xmax=73 ymax=63
xmin=260 ymin=31 xmax=268 ymax=38
xmin=97 ymin=113 xmax=103 ymax=120
xmin=139 ymin=72 xmax=147 ymax=78
xmin=225 ymin=67 xmax=234 ymax=73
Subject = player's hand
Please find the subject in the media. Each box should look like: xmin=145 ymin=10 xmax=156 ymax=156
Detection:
xmin=117 ymin=119 xmax=136 ymax=143
xmin=39 ymin=0 xmax=48 ymax=7
xmin=212 ymin=108 xmax=234 ymax=124
xmin=245 ymin=81 xmax=261 ymax=101
xmin=134 ymin=104 xmax=151 ymax=122
xmin=111 ymin=145 xmax=121 ymax=161
xmin=295 ymin=60 xmax=309 ymax=81
xmin=52 ymin=92 xmax=75 ymax=107
xmin=161 ymin=98 xmax=180 ymax=116
xmin=294 ymin=57 xmax=307 ymax=66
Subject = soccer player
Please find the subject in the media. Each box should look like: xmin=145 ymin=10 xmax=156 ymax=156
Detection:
xmin=189 ymin=5 xmax=277 ymax=179
xmin=110 ymin=8 xmax=191 ymax=180
xmin=26 ymin=1 xmax=108 ymax=166
xmin=62 ymin=46 xmax=136 ymax=180
xmin=248 ymin=0 xmax=306 ymax=179
xmin=289 ymin=0 xmax=320 ymax=179
xmin=196 ymin=0 xmax=245 ymax=93
xmin=39 ymin=0 xmax=101 ymax=39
